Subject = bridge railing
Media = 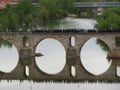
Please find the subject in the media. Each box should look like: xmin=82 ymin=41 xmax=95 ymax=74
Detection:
xmin=74 ymin=2 xmax=120 ymax=8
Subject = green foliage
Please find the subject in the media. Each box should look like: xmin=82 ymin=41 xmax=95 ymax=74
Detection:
xmin=0 ymin=0 xmax=78 ymax=32
xmin=39 ymin=0 xmax=75 ymax=19
xmin=0 ymin=15 xmax=9 ymax=31
xmin=95 ymin=7 xmax=120 ymax=30
xmin=0 ymin=4 xmax=20 ymax=31
xmin=15 ymin=0 xmax=35 ymax=15
xmin=7 ymin=10 xmax=20 ymax=31
xmin=1 ymin=0 xmax=109 ymax=32
xmin=57 ymin=0 xmax=75 ymax=12
xmin=40 ymin=6 xmax=49 ymax=20
xmin=0 ymin=0 xmax=41 ymax=32
xmin=87 ymin=11 xmax=95 ymax=18
xmin=0 ymin=40 xmax=12 ymax=48
xmin=40 ymin=0 xmax=58 ymax=18
xmin=96 ymin=39 xmax=110 ymax=52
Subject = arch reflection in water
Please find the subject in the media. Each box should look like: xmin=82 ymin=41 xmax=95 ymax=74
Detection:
xmin=117 ymin=67 xmax=120 ymax=77
xmin=23 ymin=36 xmax=29 ymax=47
xmin=25 ymin=66 xmax=29 ymax=77
xmin=0 ymin=39 xmax=12 ymax=48
xmin=35 ymin=38 xmax=66 ymax=75
xmin=0 ymin=40 xmax=19 ymax=73
xmin=80 ymin=37 xmax=112 ymax=76
xmin=70 ymin=36 xmax=76 ymax=47
xmin=71 ymin=66 xmax=76 ymax=77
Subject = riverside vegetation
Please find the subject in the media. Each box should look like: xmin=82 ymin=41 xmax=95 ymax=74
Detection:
xmin=0 ymin=0 xmax=120 ymax=32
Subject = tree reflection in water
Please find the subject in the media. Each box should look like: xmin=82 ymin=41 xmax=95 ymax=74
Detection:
xmin=0 ymin=39 xmax=18 ymax=73
xmin=96 ymin=39 xmax=110 ymax=52
xmin=81 ymin=38 xmax=111 ymax=75
xmin=0 ymin=39 xmax=12 ymax=48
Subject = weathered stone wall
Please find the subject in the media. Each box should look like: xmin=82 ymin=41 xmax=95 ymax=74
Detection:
xmin=0 ymin=32 xmax=120 ymax=82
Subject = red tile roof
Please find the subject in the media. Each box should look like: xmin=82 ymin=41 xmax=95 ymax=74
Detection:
xmin=0 ymin=3 xmax=6 ymax=10
xmin=0 ymin=0 xmax=20 ymax=2
xmin=0 ymin=0 xmax=20 ymax=10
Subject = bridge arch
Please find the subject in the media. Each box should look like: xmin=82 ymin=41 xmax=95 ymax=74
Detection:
xmin=79 ymin=36 xmax=112 ymax=52
xmin=0 ymin=39 xmax=19 ymax=73
xmin=80 ymin=37 xmax=112 ymax=76
xmin=1 ymin=34 xmax=24 ymax=51
xmin=32 ymin=35 xmax=69 ymax=52
xmin=35 ymin=38 xmax=66 ymax=75
xmin=35 ymin=38 xmax=66 ymax=51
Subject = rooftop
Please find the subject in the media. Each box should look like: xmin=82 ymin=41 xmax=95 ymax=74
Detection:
xmin=0 ymin=0 xmax=20 ymax=9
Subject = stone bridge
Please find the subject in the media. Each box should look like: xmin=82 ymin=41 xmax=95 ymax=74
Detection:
xmin=0 ymin=32 xmax=120 ymax=82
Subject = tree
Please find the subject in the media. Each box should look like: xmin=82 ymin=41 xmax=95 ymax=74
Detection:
xmin=0 ymin=15 xmax=9 ymax=31
xmin=0 ymin=0 xmax=41 ymax=32
xmin=40 ymin=6 xmax=49 ymax=20
xmin=39 ymin=0 xmax=76 ymax=19
xmin=0 ymin=4 xmax=20 ymax=31
xmin=15 ymin=0 xmax=41 ymax=31
xmin=95 ymin=7 xmax=120 ymax=30
xmin=57 ymin=0 xmax=75 ymax=12
xmin=0 ymin=5 xmax=9 ymax=31
xmin=39 ymin=0 xmax=59 ymax=19
xmin=15 ymin=0 xmax=35 ymax=15
xmin=7 ymin=9 xmax=20 ymax=31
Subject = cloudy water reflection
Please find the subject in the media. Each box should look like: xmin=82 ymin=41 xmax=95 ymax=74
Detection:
xmin=0 ymin=40 xmax=19 ymax=73
xmin=35 ymin=38 xmax=66 ymax=75
xmin=81 ymin=38 xmax=112 ymax=76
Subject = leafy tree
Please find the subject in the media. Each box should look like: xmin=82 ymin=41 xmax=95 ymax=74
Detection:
xmin=7 ymin=10 xmax=20 ymax=31
xmin=57 ymin=0 xmax=75 ymax=12
xmin=95 ymin=7 xmax=120 ymax=30
xmin=97 ymin=39 xmax=110 ymax=52
xmin=15 ymin=10 xmax=24 ymax=28
xmin=0 ymin=4 xmax=19 ymax=31
xmin=0 ymin=40 xmax=12 ymax=48
xmin=0 ymin=15 xmax=9 ymax=31
xmin=39 ymin=0 xmax=76 ymax=19
xmin=40 ymin=6 xmax=49 ymax=20
xmin=39 ymin=0 xmax=59 ymax=19
xmin=15 ymin=0 xmax=35 ymax=15
xmin=0 ymin=0 xmax=40 ymax=32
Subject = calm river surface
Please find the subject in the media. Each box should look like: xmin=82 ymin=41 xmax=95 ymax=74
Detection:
xmin=0 ymin=18 xmax=120 ymax=90
xmin=38 ymin=17 xmax=96 ymax=30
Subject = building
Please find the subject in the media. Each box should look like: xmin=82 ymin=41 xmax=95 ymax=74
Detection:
xmin=0 ymin=0 xmax=20 ymax=10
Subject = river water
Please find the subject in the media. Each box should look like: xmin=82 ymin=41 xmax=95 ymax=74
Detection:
xmin=0 ymin=18 xmax=120 ymax=90
xmin=38 ymin=17 xmax=96 ymax=30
